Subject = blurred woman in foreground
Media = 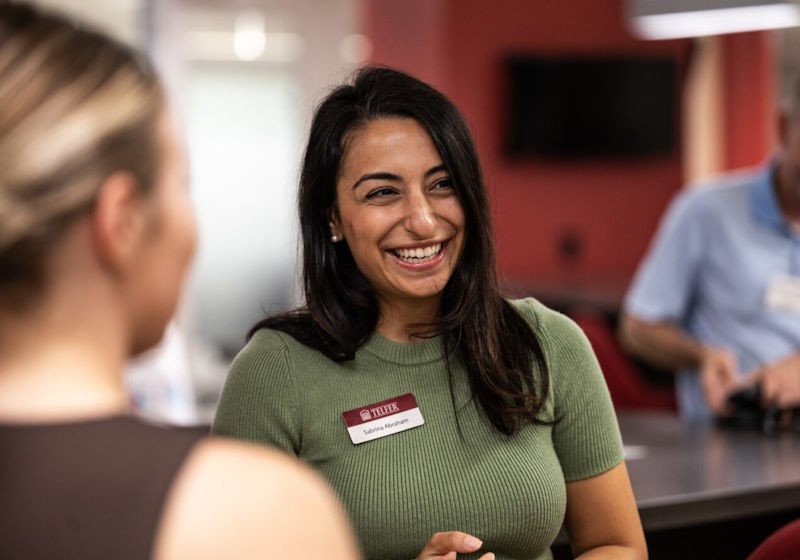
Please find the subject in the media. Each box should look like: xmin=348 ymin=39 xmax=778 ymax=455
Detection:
xmin=0 ymin=3 xmax=359 ymax=559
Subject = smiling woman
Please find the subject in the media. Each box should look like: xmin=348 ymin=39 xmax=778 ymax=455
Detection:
xmin=213 ymin=66 xmax=647 ymax=560
xmin=331 ymin=117 xmax=465 ymax=339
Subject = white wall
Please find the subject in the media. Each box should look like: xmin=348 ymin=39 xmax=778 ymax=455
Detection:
xmin=149 ymin=0 xmax=366 ymax=355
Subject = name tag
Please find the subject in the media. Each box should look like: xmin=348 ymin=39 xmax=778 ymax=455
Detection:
xmin=765 ymin=275 xmax=800 ymax=314
xmin=342 ymin=393 xmax=424 ymax=445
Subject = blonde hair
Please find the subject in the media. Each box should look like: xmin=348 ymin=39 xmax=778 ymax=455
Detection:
xmin=0 ymin=2 xmax=164 ymax=308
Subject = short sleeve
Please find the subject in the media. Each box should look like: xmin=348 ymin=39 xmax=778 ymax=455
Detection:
xmin=211 ymin=329 xmax=301 ymax=455
xmin=624 ymin=189 xmax=706 ymax=323
xmin=523 ymin=300 xmax=624 ymax=482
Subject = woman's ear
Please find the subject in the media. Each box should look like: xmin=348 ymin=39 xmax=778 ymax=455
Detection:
xmin=91 ymin=172 xmax=147 ymax=274
xmin=328 ymin=207 xmax=343 ymax=241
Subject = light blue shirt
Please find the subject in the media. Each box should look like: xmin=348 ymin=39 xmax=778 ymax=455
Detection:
xmin=624 ymin=163 xmax=800 ymax=420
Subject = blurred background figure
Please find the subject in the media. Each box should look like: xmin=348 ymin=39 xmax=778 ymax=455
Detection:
xmin=619 ymin=75 xmax=800 ymax=421
xmin=0 ymin=3 xmax=360 ymax=559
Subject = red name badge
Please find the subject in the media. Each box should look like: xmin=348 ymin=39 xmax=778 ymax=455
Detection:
xmin=342 ymin=393 xmax=424 ymax=444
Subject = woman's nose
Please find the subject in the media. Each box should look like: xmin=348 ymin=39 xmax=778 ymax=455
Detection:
xmin=404 ymin=193 xmax=436 ymax=239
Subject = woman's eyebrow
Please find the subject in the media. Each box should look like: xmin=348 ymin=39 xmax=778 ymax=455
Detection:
xmin=424 ymin=164 xmax=447 ymax=178
xmin=352 ymin=164 xmax=447 ymax=190
xmin=352 ymin=171 xmax=401 ymax=190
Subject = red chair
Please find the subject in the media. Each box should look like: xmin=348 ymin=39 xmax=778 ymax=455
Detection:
xmin=748 ymin=518 xmax=800 ymax=560
xmin=571 ymin=312 xmax=677 ymax=411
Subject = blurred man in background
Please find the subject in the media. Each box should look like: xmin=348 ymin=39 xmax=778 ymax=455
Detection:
xmin=619 ymin=79 xmax=800 ymax=421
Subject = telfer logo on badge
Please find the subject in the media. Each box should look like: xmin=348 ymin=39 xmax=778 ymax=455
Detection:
xmin=370 ymin=402 xmax=399 ymax=418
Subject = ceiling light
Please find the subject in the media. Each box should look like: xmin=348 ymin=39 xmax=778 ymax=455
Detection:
xmin=234 ymin=11 xmax=266 ymax=61
xmin=629 ymin=0 xmax=800 ymax=40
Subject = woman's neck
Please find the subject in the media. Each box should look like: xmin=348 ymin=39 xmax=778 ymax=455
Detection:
xmin=376 ymin=296 xmax=441 ymax=343
xmin=0 ymin=301 xmax=128 ymax=423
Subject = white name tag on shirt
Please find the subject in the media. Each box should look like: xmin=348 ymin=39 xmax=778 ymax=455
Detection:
xmin=342 ymin=393 xmax=424 ymax=445
xmin=765 ymin=275 xmax=800 ymax=314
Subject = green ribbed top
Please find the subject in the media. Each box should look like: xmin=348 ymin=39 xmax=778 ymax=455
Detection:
xmin=212 ymin=298 xmax=623 ymax=560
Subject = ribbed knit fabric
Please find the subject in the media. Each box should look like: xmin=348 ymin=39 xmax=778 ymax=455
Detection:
xmin=213 ymin=298 xmax=623 ymax=560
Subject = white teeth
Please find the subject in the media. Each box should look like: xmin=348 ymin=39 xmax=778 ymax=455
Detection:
xmin=394 ymin=243 xmax=442 ymax=262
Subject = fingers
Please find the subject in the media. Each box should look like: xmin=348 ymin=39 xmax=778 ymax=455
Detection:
xmin=418 ymin=531 xmax=485 ymax=559
xmin=763 ymin=366 xmax=800 ymax=408
xmin=762 ymin=371 xmax=780 ymax=406
xmin=701 ymin=347 xmax=741 ymax=414
xmin=719 ymin=355 xmax=739 ymax=386
xmin=701 ymin=365 xmax=728 ymax=414
xmin=783 ymin=376 xmax=800 ymax=408
xmin=430 ymin=552 xmax=495 ymax=560
xmin=430 ymin=531 xmax=483 ymax=553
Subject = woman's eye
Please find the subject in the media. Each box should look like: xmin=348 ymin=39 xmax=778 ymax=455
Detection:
xmin=431 ymin=178 xmax=453 ymax=191
xmin=365 ymin=187 xmax=398 ymax=200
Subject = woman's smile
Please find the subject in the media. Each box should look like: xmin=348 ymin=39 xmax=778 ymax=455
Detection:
xmin=387 ymin=239 xmax=448 ymax=268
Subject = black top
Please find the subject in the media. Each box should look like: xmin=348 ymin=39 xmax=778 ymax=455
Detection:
xmin=0 ymin=416 xmax=204 ymax=559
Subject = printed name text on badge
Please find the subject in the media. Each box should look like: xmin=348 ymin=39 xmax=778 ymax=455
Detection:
xmin=342 ymin=393 xmax=424 ymax=444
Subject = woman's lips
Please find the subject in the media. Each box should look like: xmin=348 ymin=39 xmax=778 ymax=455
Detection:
xmin=388 ymin=240 xmax=449 ymax=270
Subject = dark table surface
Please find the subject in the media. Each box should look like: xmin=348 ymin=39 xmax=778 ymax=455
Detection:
xmin=618 ymin=412 xmax=800 ymax=531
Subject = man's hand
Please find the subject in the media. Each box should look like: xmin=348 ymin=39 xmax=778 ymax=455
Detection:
xmin=699 ymin=346 xmax=739 ymax=415
xmin=415 ymin=532 xmax=494 ymax=560
xmin=755 ymin=354 xmax=800 ymax=409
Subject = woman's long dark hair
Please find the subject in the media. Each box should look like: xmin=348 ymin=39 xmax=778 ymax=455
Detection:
xmin=253 ymin=66 xmax=549 ymax=435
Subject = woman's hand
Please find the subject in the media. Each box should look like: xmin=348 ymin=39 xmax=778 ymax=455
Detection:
xmin=415 ymin=531 xmax=494 ymax=560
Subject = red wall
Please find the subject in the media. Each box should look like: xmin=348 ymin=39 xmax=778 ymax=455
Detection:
xmin=365 ymin=0 xmax=774 ymax=302
xmin=366 ymin=0 xmax=450 ymax=92
xmin=721 ymin=32 xmax=776 ymax=171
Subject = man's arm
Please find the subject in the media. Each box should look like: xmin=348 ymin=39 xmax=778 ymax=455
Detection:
xmin=618 ymin=312 xmax=738 ymax=414
xmin=621 ymin=189 xmax=707 ymax=371
xmin=617 ymin=313 xmax=704 ymax=371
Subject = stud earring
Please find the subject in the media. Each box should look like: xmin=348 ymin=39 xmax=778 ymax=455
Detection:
xmin=329 ymin=221 xmax=341 ymax=243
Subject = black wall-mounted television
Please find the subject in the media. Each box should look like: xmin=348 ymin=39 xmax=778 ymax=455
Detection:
xmin=505 ymin=56 xmax=677 ymax=159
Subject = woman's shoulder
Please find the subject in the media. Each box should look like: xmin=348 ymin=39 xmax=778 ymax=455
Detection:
xmin=506 ymin=297 xmax=592 ymax=359
xmin=240 ymin=324 xmax=325 ymax=365
xmin=228 ymin=328 xmax=290 ymax=376
xmin=244 ymin=308 xmax=338 ymax=359
xmin=154 ymin=437 xmax=359 ymax=560
xmin=245 ymin=326 xmax=293 ymax=353
xmin=507 ymin=297 xmax=580 ymax=334
xmin=227 ymin=324 xmax=339 ymax=398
